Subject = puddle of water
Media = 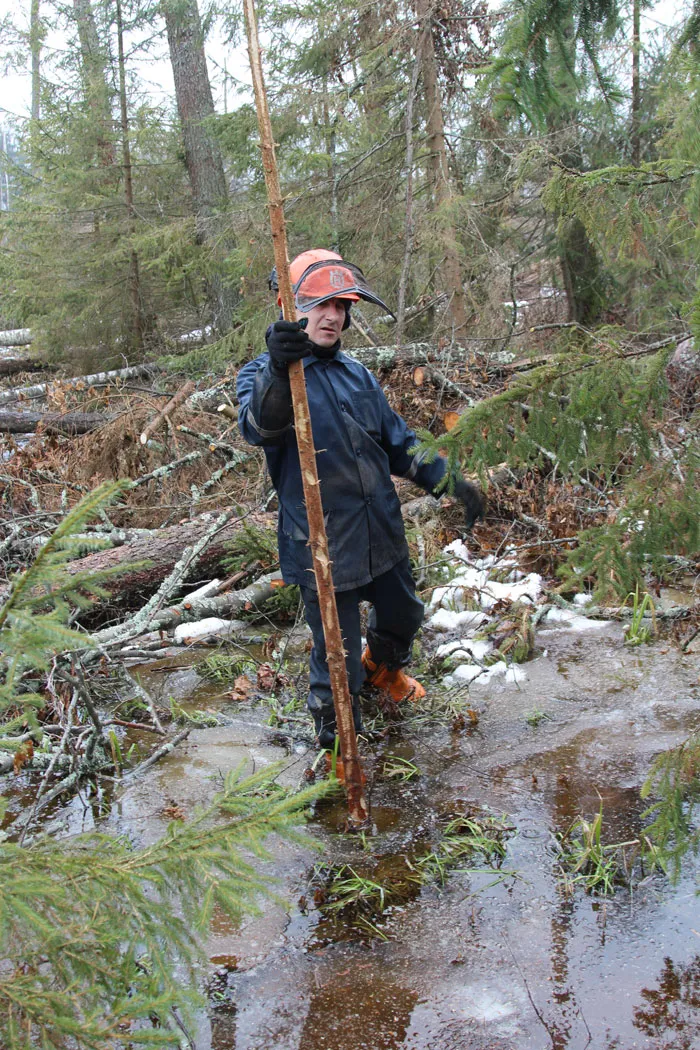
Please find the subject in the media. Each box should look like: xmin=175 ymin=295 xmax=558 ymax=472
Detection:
xmin=9 ymin=621 xmax=700 ymax=1049
xmin=201 ymin=630 xmax=700 ymax=1050
xmin=133 ymin=650 xmax=238 ymax=712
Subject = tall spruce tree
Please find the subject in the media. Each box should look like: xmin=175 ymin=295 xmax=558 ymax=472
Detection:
xmin=489 ymin=0 xmax=622 ymax=323
xmin=163 ymin=0 xmax=239 ymax=334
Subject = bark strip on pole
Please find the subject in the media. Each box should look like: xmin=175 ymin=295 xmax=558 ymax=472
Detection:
xmin=243 ymin=0 xmax=369 ymax=829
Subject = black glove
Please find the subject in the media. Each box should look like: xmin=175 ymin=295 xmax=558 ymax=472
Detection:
xmin=453 ymin=477 xmax=485 ymax=531
xmin=265 ymin=319 xmax=312 ymax=374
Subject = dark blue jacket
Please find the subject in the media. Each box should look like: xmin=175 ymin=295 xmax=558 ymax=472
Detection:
xmin=236 ymin=350 xmax=446 ymax=591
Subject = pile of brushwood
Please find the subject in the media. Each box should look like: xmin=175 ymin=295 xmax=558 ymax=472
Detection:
xmin=0 ymin=331 xmax=696 ymax=809
xmin=0 ymin=327 xmax=697 ymax=1046
xmin=1 ymin=332 xmax=698 ymax=782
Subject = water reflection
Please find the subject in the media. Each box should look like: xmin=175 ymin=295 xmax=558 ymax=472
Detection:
xmin=210 ymin=1002 xmax=237 ymax=1050
xmin=297 ymin=971 xmax=417 ymax=1050
xmin=634 ymin=954 xmax=700 ymax=1048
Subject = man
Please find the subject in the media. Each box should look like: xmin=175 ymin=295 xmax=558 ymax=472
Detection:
xmin=237 ymin=249 xmax=483 ymax=750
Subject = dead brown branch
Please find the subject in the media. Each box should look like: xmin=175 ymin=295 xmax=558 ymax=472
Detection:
xmin=139 ymin=380 xmax=195 ymax=446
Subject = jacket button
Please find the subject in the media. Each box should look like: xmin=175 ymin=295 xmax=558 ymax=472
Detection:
xmin=340 ymin=401 xmax=346 ymax=411
xmin=365 ymin=497 xmax=372 ymax=505
xmin=355 ymin=448 xmax=362 ymax=456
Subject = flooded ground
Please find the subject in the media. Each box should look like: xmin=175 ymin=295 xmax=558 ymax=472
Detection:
xmin=17 ymin=617 xmax=700 ymax=1049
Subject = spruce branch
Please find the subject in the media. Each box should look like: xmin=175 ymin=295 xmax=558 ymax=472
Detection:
xmin=0 ymin=767 xmax=325 ymax=1050
xmin=0 ymin=480 xmax=128 ymax=632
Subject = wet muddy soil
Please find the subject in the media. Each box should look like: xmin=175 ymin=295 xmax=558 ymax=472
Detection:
xmin=52 ymin=622 xmax=700 ymax=1048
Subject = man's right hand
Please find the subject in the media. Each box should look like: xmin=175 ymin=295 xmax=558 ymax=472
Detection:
xmin=266 ymin=320 xmax=313 ymax=373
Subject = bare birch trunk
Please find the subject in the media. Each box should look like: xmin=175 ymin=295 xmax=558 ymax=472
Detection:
xmin=0 ymin=330 xmax=33 ymax=347
xmin=0 ymin=364 xmax=158 ymax=407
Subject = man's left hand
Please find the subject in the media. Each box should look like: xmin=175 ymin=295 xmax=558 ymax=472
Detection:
xmin=453 ymin=478 xmax=485 ymax=531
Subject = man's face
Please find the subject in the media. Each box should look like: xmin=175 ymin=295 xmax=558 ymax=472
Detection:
xmin=303 ymin=297 xmax=348 ymax=347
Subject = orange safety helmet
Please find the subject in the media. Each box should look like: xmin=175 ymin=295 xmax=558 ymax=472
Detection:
xmin=269 ymin=248 xmax=395 ymax=319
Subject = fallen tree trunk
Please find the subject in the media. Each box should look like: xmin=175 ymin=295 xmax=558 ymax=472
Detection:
xmin=0 ymin=329 xmax=32 ymax=347
xmin=102 ymin=571 xmax=279 ymax=646
xmin=65 ymin=511 xmax=274 ymax=612
xmin=0 ymin=409 xmax=111 ymax=435
xmin=186 ymin=343 xmax=476 ymax=414
xmin=0 ymin=357 xmax=53 ymax=377
xmin=0 ymin=364 xmax=161 ymax=407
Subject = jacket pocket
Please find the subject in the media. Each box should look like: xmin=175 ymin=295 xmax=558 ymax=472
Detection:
xmin=349 ymin=389 xmax=382 ymax=438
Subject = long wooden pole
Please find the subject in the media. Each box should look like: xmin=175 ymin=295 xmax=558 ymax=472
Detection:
xmin=243 ymin=0 xmax=369 ymax=829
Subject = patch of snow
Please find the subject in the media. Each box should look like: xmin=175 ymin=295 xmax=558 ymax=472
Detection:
xmin=469 ymin=572 xmax=543 ymax=610
xmin=443 ymin=663 xmax=485 ymax=686
xmin=541 ymin=608 xmax=607 ymax=631
xmin=178 ymin=325 xmax=214 ymax=344
xmin=443 ymin=539 xmax=471 ymax=563
xmin=174 ymin=617 xmax=238 ymax=643
xmin=431 ymin=547 xmax=543 ymax=611
xmin=466 ymin=639 xmax=493 ymax=661
xmin=436 ymin=638 xmax=493 ymax=662
xmin=573 ymin=592 xmax=593 ymax=607
xmin=428 ymin=609 xmax=491 ymax=632
xmin=474 ymin=661 xmax=507 ymax=683
xmin=465 ymin=661 xmax=528 ymax=686
xmin=443 ymin=657 xmax=527 ymax=688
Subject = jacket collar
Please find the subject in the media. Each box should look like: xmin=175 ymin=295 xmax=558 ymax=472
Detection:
xmin=302 ymin=340 xmax=342 ymax=367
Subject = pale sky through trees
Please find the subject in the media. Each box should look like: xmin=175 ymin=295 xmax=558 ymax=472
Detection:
xmin=0 ymin=0 xmax=690 ymax=126
xmin=0 ymin=0 xmax=251 ymax=123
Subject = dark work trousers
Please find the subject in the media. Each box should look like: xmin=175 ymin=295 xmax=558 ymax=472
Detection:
xmin=300 ymin=557 xmax=424 ymax=741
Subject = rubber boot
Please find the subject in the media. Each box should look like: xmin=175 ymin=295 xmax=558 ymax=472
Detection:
xmin=308 ymin=692 xmax=363 ymax=750
xmin=361 ymin=647 xmax=426 ymax=703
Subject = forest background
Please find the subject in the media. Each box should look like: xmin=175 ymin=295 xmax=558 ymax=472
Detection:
xmin=0 ymin=1 xmax=699 ymax=1045
xmin=1 ymin=0 xmax=698 ymax=601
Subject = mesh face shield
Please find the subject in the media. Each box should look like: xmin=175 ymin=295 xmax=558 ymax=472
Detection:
xmin=290 ymin=260 xmax=395 ymax=318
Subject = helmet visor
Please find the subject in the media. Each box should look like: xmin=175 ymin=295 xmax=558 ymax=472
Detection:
xmin=293 ymin=260 xmax=395 ymax=318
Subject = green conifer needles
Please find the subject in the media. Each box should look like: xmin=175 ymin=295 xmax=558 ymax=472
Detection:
xmin=0 ymin=481 xmax=324 ymax=1048
xmin=641 ymin=733 xmax=700 ymax=882
xmin=0 ymin=481 xmax=130 ymax=718
xmin=0 ymin=768 xmax=320 ymax=1049
xmin=417 ymin=342 xmax=697 ymax=599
